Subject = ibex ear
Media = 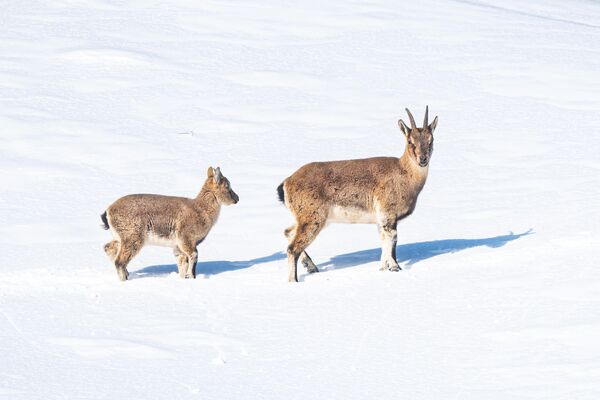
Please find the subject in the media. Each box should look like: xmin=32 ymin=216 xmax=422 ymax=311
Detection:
xmin=429 ymin=116 xmax=438 ymax=133
xmin=207 ymin=166 xmax=215 ymax=178
xmin=213 ymin=167 xmax=222 ymax=184
xmin=398 ymin=119 xmax=410 ymax=136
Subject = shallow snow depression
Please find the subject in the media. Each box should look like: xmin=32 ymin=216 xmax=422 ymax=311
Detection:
xmin=1 ymin=1 xmax=600 ymax=399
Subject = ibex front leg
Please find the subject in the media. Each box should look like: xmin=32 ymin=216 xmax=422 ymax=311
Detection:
xmin=178 ymin=239 xmax=198 ymax=279
xmin=173 ymin=247 xmax=189 ymax=279
xmin=378 ymin=220 xmax=401 ymax=272
xmin=185 ymin=251 xmax=198 ymax=279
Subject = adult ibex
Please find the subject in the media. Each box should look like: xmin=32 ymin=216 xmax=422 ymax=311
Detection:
xmin=278 ymin=107 xmax=438 ymax=282
xmin=101 ymin=167 xmax=239 ymax=281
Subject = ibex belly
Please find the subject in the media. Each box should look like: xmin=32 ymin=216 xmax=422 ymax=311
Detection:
xmin=328 ymin=205 xmax=377 ymax=224
xmin=146 ymin=232 xmax=177 ymax=247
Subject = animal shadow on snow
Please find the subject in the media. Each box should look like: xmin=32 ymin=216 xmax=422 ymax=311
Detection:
xmin=318 ymin=229 xmax=533 ymax=271
xmin=134 ymin=230 xmax=532 ymax=278
xmin=134 ymin=251 xmax=286 ymax=278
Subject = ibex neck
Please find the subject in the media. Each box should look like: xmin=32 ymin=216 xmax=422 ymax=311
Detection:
xmin=195 ymin=185 xmax=221 ymax=217
xmin=400 ymin=150 xmax=429 ymax=190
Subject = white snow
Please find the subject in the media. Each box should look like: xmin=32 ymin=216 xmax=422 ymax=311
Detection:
xmin=1 ymin=0 xmax=600 ymax=398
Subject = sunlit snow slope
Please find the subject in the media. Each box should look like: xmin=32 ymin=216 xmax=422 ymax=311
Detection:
xmin=1 ymin=1 xmax=600 ymax=399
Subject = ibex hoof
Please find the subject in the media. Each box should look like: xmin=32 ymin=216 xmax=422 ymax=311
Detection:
xmin=302 ymin=260 xmax=319 ymax=273
xmin=380 ymin=261 xmax=401 ymax=272
xmin=117 ymin=269 xmax=129 ymax=281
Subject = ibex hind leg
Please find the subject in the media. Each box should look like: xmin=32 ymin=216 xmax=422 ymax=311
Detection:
xmin=287 ymin=220 xmax=324 ymax=282
xmin=285 ymin=225 xmax=318 ymax=273
xmin=104 ymin=240 xmax=119 ymax=262
xmin=113 ymin=236 xmax=143 ymax=281
xmin=300 ymin=253 xmax=318 ymax=273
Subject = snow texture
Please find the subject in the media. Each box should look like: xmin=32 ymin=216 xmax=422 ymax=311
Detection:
xmin=1 ymin=0 xmax=599 ymax=399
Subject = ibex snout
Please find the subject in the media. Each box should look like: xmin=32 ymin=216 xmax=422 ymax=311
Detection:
xmin=418 ymin=155 xmax=429 ymax=167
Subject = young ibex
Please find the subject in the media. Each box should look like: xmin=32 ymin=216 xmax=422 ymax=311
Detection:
xmin=278 ymin=107 xmax=438 ymax=282
xmin=101 ymin=167 xmax=239 ymax=281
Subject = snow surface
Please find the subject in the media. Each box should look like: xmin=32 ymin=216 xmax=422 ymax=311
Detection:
xmin=1 ymin=0 xmax=600 ymax=398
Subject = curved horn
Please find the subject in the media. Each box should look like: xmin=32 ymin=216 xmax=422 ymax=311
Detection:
xmin=423 ymin=105 xmax=429 ymax=127
xmin=405 ymin=108 xmax=416 ymax=130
